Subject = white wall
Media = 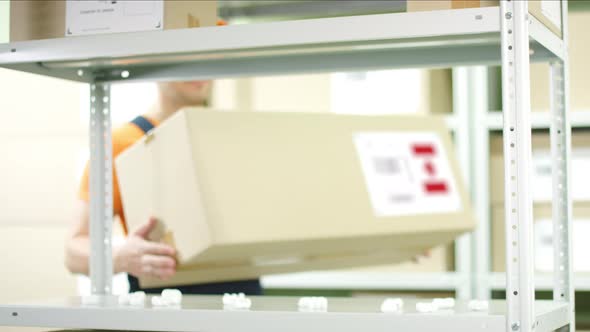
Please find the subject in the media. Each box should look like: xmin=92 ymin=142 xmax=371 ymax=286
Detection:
xmin=0 ymin=68 xmax=84 ymax=301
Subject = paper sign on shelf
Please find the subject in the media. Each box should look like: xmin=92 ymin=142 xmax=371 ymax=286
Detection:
xmin=353 ymin=132 xmax=461 ymax=217
xmin=66 ymin=0 xmax=164 ymax=37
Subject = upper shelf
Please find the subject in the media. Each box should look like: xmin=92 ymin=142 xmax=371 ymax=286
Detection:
xmin=0 ymin=7 xmax=564 ymax=83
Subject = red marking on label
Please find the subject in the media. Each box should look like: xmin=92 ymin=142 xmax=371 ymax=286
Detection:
xmin=412 ymin=144 xmax=436 ymax=156
xmin=424 ymin=181 xmax=448 ymax=194
xmin=424 ymin=161 xmax=436 ymax=176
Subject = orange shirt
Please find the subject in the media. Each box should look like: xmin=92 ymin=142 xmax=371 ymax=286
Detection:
xmin=78 ymin=116 xmax=159 ymax=235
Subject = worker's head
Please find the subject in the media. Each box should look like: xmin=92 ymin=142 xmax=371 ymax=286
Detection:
xmin=157 ymin=80 xmax=212 ymax=108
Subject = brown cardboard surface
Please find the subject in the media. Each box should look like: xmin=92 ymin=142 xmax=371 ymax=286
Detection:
xmin=531 ymin=12 xmax=590 ymax=112
xmin=489 ymin=131 xmax=590 ymax=204
xmin=9 ymin=0 xmax=216 ymax=42
xmin=116 ymin=110 xmax=475 ymax=288
xmin=529 ymin=0 xmax=562 ymax=38
xmin=407 ymin=0 xmax=562 ymax=38
xmin=10 ymin=1 xmax=65 ymax=42
xmin=426 ymin=69 xmax=453 ymax=114
xmin=344 ymin=244 xmax=454 ymax=273
xmin=491 ymin=203 xmax=590 ymax=272
xmin=407 ymin=0 xmax=498 ymax=12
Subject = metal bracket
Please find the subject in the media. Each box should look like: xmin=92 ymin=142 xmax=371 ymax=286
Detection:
xmin=500 ymin=0 xmax=535 ymax=331
xmin=550 ymin=1 xmax=575 ymax=331
xmin=89 ymin=82 xmax=114 ymax=295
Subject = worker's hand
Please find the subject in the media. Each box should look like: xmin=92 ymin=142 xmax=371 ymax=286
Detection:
xmin=114 ymin=217 xmax=177 ymax=280
xmin=412 ymin=250 xmax=432 ymax=263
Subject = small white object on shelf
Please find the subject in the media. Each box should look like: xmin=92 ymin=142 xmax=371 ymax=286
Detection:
xmin=297 ymin=297 xmax=328 ymax=312
xmin=161 ymin=289 xmax=182 ymax=306
xmin=468 ymin=300 xmax=489 ymax=312
xmin=151 ymin=296 xmax=166 ymax=307
xmin=432 ymin=298 xmax=455 ymax=310
xmin=117 ymin=294 xmax=130 ymax=306
xmin=129 ymin=291 xmax=146 ymax=306
xmin=380 ymin=298 xmax=404 ymax=313
xmin=222 ymin=293 xmax=252 ymax=310
xmin=416 ymin=302 xmax=438 ymax=313
xmin=118 ymin=291 xmax=146 ymax=307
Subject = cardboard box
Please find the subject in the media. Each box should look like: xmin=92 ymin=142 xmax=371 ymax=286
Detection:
xmin=531 ymin=12 xmax=590 ymax=112
xmin=116 ymin=110 xmax=475 ymax=288
xmin=491 ymin=203 xmax=590 ymax=272
xmin=344 ymin=244 xmax=455 ymax=273
xmin=9 ymin=0 xmax=217 ymax=42
xmin=407 ymin=1 xmax=497 ymax=12
xmin=528 ymin=0 xmax=562 ymax=38
xmin=407 ymin=1 xmax=561 ymax=38
xmin=490 ymin=131 xmax=590 ymax=205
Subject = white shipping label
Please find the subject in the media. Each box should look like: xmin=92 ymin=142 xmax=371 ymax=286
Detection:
xmin=541 ymin=0 xmax=562 ymax=30
xmin=66 ymin=0 xmax=164 ymax=36
xmin=535 ymin=219 xmax=590 ymax=272
xmin=354 ymin=132 xmax=462 ymax=217
xmin=532 ymin=149 xmax=590 ymax=202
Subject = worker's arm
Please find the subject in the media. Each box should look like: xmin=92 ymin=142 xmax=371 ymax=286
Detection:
xmin=64 ymin=199 xmax=177 ymax=280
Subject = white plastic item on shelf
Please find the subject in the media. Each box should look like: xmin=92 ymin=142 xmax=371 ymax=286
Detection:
xmin=380 ymin=298 xmax=404 ymax=313
xmin=222 ymin=293 xmax=252 ymax=310
xmin=118 ymin=291 xmax=146 ymax=307
xmin=118 ymin=294 xmax=130 ymax=306
xmin=416 ymin=302 xmax=438 ymax=313
xmin=151 ymin=296 xmax=166 ymax=307
xmin=129 ymin=291 xmax=146 ymax=306
xmin=432 ymin=298 xmax=455 ymax=310
xmin=468 ymin=300 xmax=489 ymax=312
xmin=298 ymin=297 xmax=328 ymax=312
xmin=161 ymin=289 xmax=182 ymax=306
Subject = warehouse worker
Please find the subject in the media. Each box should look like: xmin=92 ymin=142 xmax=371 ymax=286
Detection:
xmin=65 ymin=80 xmax=263 ymax=295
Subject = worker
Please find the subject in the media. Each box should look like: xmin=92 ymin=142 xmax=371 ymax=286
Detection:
xmin=65 ymin=80 xmax=263 ymax=295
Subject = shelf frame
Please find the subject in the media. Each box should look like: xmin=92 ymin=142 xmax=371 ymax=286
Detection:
xmin=0 ymin=2 xmax=574 ymax=331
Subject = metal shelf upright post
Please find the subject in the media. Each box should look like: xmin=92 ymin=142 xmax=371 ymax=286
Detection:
xmin=499 ymin=1 xmax=573 ymax=331
xmin=88 ymin=82 xmax=114 ymax=300
xmin=549 ymin=0 xmax=575 ymax=328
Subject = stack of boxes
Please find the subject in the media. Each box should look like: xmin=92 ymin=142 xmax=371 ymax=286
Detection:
xmin=490 ymin=132 xmax=590 ymax=273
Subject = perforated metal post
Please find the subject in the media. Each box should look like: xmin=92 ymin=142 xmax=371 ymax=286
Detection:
xmin=500 ymin=1 xmax=535 ymax=331
xmin=452 ymin=67 xmax=473 ymax=300
xmin=550 ymin=1 xmax=575 ymax=331
xmin=89 ymin=82 xmax=113 ymax=296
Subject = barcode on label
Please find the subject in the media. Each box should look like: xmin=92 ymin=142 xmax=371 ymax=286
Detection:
xmin=373 ymin=157 xmax=400 ymax=175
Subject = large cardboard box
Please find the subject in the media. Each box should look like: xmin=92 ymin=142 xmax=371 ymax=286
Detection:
xmin=490 ymin=132 xmax=590 ymax=205
xmin=9 ymin=0 xmax=217 ymax=42
xmin=116 ymin=110 xmax=475 ymax=288
xmin=492 ymin=203 xmax=590 ymax=272
xmin=407 ymin=1 xmax=561 ymax=38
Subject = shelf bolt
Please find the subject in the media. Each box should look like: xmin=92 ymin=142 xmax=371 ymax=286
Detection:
xmin=505 ymin=12 xmax=512 ymax=20
xmin=512 ymin=322 xmax=520 ymax=331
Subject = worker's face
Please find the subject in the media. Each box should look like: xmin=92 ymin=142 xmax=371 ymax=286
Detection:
xmin=158 ymin=80 xmax=212 ymax=107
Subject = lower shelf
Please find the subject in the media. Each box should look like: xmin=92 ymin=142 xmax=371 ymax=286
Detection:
xmin=0 ymin=296 xmax=569 ymax=332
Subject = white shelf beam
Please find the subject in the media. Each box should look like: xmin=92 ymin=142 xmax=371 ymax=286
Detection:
xmin=0 ymin=7 xmax=562 ymax=83
xmin=486 ymin=111 xmax=590 ymax=130
xmin=489 ymin=272 xmax=590 ymax=291
xmin=262 ymin=272 xmax=465 ymax=291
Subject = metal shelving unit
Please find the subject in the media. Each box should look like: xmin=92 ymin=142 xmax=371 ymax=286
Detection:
xmin=0 ymin=2 xmax=574 ymax=331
